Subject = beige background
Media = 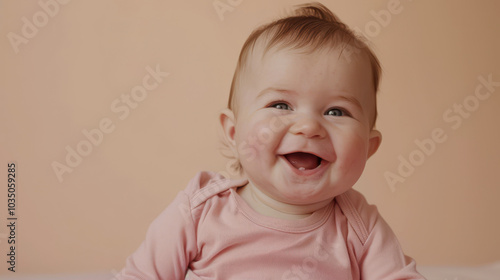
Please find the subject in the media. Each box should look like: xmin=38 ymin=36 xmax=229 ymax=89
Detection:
xmin=1 ymin=0 xmax=499 ymax=275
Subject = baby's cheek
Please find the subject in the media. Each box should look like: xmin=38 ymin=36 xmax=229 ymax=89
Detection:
xmin=337 ymin=133 xmax=369 ymax=175
xmin=236 ymin=117 xmax=283 ymax=162
xmin=248 ymin=118 xmax=283 ymax=150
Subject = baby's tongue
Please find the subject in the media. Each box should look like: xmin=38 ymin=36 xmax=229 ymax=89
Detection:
xmin=284 ymin=152 xmax=319 ymax=170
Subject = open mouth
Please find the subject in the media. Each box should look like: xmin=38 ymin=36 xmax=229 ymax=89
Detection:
xmin=283 ymin=152 xmax=323 ymax=171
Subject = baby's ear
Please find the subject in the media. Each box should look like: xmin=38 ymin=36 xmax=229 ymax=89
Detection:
xmin=367 ymin=129 xmax=382 ymax=159
xmin=219 ymin=109 xmax=237 ymax=149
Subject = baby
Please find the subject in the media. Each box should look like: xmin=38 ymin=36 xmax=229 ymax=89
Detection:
xmin=117 ymin=3 xmax=425 ymax=279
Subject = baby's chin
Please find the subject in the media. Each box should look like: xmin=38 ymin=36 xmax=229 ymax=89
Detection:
xmin=267 ymin=183 xmax=344 ymax=206
xmin=279 ymin=174 xmax=352 ymax=196
xmin=285 ymin=192 xmax=337 ymax=205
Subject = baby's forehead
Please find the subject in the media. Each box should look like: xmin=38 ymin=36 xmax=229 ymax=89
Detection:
xmin=243 ymin=41 xmax=372 ymax=85
xmin=247 ymin=38 xmax=369 ymax=71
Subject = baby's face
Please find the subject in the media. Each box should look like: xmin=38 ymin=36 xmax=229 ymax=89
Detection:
xmin=229 ymin=46 xmax=381 ymax=205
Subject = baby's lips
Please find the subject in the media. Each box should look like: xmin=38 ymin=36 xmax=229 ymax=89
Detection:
xmin=278 ymin=148 xmax=334 ymax=163
xmin=284 ymin=152 xmax=322 ymax=170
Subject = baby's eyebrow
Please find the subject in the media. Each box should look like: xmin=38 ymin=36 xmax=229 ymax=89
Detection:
xmin=257 ymin=87 xmax=295 ymax=98
xmin=338 ymin=95 xmax=363 ymax=111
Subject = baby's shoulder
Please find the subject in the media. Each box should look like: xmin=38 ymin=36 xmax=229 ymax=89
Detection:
xmin=334 ymin=189 xmax=381 ymax=245
xmin=182 ymin=171 xmax=248 ymax=208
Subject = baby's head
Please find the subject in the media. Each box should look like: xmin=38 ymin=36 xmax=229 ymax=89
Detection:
xmin=220 ymin=2 xmax=382 ymax=205
xmin=227 ymin=3 xmax=381 ymax=125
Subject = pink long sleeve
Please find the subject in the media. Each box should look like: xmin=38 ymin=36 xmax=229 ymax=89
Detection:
xmin=337 ymin=189 xmax=425 ymax=279
xmin=116 ymin=171 xmax=425 ymax=279
xmin=115 ymin=178 xmax=199 ymax=279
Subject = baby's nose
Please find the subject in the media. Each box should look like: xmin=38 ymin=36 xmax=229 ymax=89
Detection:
xmin=288 ymin=115 xmax=326 ymax=138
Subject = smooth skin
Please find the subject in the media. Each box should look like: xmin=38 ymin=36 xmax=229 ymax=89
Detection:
xmin=220 ymin=46 xmax=381 ymax=220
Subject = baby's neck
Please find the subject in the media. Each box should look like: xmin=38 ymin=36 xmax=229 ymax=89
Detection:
xmin=236 ymin=183 xmax=332 ymax=220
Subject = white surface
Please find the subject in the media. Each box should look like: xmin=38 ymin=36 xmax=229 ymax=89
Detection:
xmin=0 ymin=272 xmax=114 ymax=280
xmin=419 ymin=262 xmax=500 ymax=280
xmin=2 ymin=263 xmax=500 ymax=279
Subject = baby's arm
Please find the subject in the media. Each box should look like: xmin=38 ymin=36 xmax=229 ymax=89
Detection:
xmin=358 ymin=213 xmax=424 ymax=279
xmin=338 ymin=190 xmax=426 ymax=279
xmin=115 ymin=190 xmax=197 ymax=280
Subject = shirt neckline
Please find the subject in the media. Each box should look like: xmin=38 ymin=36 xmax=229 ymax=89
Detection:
xmin=228 ymin=181 xmax=334 ymax=233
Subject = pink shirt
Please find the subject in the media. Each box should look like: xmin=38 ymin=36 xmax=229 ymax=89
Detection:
xmin=116 ymin=171 xmax=425 ymax=279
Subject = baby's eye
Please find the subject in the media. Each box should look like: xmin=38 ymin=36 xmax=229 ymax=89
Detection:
xmin=270 ymin=103 xmax=291 ymax=110
xmin=325 ymin=108 xmax=348 ymax=117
